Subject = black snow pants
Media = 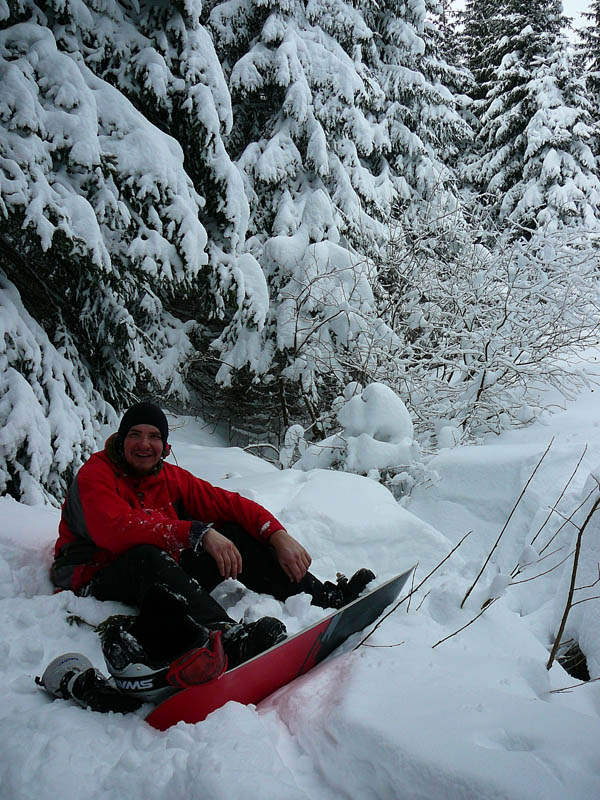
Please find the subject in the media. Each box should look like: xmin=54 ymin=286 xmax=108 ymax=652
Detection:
xmin=87 ymin=522 xmax=332 ymax=628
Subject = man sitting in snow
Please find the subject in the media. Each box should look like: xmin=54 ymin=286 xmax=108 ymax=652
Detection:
xmin=49 ymin=402 xmax=374 ymax=708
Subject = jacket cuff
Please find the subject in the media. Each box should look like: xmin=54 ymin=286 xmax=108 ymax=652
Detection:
xmin=189 ymin=521 xmax=213 ymax=551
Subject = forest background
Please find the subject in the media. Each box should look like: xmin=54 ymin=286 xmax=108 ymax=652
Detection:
xmin=1 ymin=0 xmax=599 ymax=506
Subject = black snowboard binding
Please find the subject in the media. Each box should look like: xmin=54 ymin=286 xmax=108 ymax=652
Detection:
xmin=36 ymin=652 xmax=142 ymax=714
xmin=213 ymin=617 xmax=287 ymax=670
xmin=318 ymin=568 xmax=376 ymax=609
xmin=98 ymin=583 xmax=227 ymax=703
xmin=337 ymin=568 xmax=377 ymax=604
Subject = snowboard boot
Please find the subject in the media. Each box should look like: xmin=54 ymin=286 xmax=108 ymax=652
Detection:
xmin=215 ymin=617 xmax=287 ymax=670
xmin=98 ymin=610 xmax=227 ymax=704
xmin=36 ymin=652 xmax=142 ymax=714
xmin=317 ymin=568 xmax=376 ymax=609
xmin=338 ymin=568 xmax=376 ymax=604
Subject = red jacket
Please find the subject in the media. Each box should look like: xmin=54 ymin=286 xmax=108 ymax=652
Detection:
xmin=53 ymin=440 xmax=284 ymax=591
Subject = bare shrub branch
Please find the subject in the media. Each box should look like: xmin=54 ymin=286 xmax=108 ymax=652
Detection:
xmin=510 ymin=548 xmax=575 ymax=585
xmin=538 ymin=484 xmax=597 ymax=555
xmin=573 ymin=564 xmax=600 ymax=592
xmin=547 ymin=495 xmax=600 ymax=670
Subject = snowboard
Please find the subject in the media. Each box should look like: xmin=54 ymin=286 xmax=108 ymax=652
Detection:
xmin=146 ymin=565 xmax=414 ymax=730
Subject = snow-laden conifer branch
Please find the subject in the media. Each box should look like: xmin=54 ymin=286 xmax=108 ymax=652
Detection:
xmin=0 ymin=270 xmax=109 ymax=503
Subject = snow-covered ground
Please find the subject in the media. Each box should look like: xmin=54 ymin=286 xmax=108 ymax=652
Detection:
xmin=2 ymin=379 xmax=600 ymax=799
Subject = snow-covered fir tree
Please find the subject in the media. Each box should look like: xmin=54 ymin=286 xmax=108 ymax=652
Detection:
xmin=428 ymin=0 xmax=472 ymax=94
xmin=461 ymin=0 xmax=512 ymax=91
xmin=359 ymin=0 xmax=473 ymax=211
xmin=462 ymin=0 xmax=600 ymax=233
xmin=207 ymin=0 xmax=402 ymax=433
xmin=0 ymin=266 xmax=110 ymax=503
xmin=8 ymin=1 xmax=275 ymax=393
xmin=206 ymin=0 xmax=478 ymax=437
xmin=0 ymin=1 xmax=258 ymax=499
xmin=578 ymin=0 xmax=600 ymax=158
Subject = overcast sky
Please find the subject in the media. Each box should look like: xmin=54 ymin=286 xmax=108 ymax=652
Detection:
xmin=453 ymin=0 xmax=591 ymax=28
xmin=562 ymin=0 xmax=590 ymax=26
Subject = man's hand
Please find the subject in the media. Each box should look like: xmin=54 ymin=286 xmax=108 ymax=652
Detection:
xmin=202 ymin=528 xmax=243 ymax=579
xmin=269 ymin=529 xmax=311 ymax=583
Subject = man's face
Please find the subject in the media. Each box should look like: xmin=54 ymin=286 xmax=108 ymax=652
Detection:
xmin=123 ymin=424 xmax=164 ymax=475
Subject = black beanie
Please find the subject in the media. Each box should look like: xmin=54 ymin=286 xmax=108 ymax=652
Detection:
xmin=117 ymin=402 xmax=169 ymax=446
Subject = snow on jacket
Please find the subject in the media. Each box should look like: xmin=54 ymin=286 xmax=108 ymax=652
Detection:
xmin=52 ymin=437 xmax=284 ymax=592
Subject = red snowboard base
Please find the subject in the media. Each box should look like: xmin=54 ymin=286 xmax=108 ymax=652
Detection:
xmin=146 ymin=566 xmax=414 ymax=730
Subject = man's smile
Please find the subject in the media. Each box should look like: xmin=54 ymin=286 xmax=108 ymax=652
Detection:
xmin=123 ymin=424 xmax=165 ymax=474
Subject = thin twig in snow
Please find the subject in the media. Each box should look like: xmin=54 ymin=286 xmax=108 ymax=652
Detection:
xmin=461 ymin=439 xmax=554 ymax=609
xmin=549 ymin=677 xmax=600 ymax=694
xmin=530 ymin=445 xmax=587 ymax=546
xmin=573 ymin=564 xmax=600 ymax=591
xmin=360 ymin=641 xmax=405 ymax=649
xmin=538 ymin=486 xmax=597 ymax=554
xmin=511 ymin=544 xmax=567 ymax=580
xmin=571 ymin=594 xmax=600 ymax=607
xmin=415 ymin=591 xmax=431 ymax=612
xmin=406 ymin=563 xmax=418 ymax=613
xmin=510 ymin=548 xmax=576 ymax=585
xmin=432 ymin=599 xmax=498 ymax=649
xmin=355 ymin=530 xmax=472 ymax=650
